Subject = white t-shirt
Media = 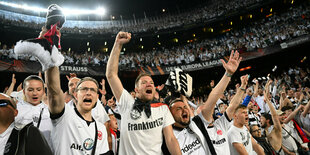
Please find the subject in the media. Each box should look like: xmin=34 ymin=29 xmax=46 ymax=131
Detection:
xmin=254 ymin=96 xmax=266 ymax=113
xmin=117 ymin=89 xmax=175 ymax=155
xmin=299 ymin=114 xmax=310 ymax=132
xmin=228 ymin=125 xmax=254 ymax=155
xmin=0 ymin=123 xmax=14 ymax=155
xmin=281 ymin=124 xmax=298 ymax=154
xmin=67 ymin=99 xmax=110 ymax=124
xmin=206 ymin=112 xmax=232 ymax=155
xmin=174 ymin=112 xmax=231 ymax=155
xmin=173 ymin=120 xmax=206 ymax=155
xmin=14 ymin=100 xmax=53 ymax=150
xmin=51 ymin=104 xmax=109 ymax=155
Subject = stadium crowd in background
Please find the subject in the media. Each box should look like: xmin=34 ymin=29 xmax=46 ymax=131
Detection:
xmin=0 ymin=2 xmax=309 ymax=70
xmin=1 ymin=29 xmax=310 ymax=154
xmin=1 ymin=1 xmax=310 ymax=155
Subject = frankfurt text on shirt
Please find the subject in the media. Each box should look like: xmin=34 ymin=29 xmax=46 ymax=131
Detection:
xmin=128 ymin=117 xmax=163 ymax=131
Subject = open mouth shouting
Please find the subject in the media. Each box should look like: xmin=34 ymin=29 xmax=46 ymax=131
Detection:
xmin=83 ymin=98 xmax=93 ymax=106
xmin=182 ymin=112 xmax=189 ymax=120
xmin=146 ymin=89 xmax=152 ymax=95
xmin=32 ymin=97 xmax=39 ymax=102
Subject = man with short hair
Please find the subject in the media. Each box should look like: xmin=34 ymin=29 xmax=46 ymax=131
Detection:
xmin=278 ymin=109 xmax=299 ymax=155
xmin=169 ymin=51 xmax=244 ymax=155
xmin=0 ymin=93 xmax=52 ymax=155
xmin=106 ymin=31 xmax=181 ymax=154
xmin=228 ymin=104 xmax=264 ymax=155
xmin=66 ymin=74 xmax=112 ymax=149
xmin=46 ymin=66 xmax=110 ymax=155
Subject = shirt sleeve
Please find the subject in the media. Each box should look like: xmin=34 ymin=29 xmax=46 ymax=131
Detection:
xmin=117 ymin=89 xmax=135 ymax=114
xmin=228 ymin=128 xmax=243 ymax=144
xmin=214 ymin=112 xmax=232 ymax=132
xmin=163 ymin=105 xmax=175 ymax=128
xmin=50 ymin=104 xmax=70 ymax=126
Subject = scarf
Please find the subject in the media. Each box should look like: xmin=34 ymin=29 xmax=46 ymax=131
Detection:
xmin=133 ymin=98 xmax=159 ymax=118
xmin=292 ymin=119 xmax=310 ymax=143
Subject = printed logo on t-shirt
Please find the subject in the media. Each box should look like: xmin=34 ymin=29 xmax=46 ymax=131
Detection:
xmin=83 ymin=138 xmax=94 ymax=150
xmin=212 ymin=138 xmax=226 ymax=145
xmin=98 ymin=131 xmax=102 ymax=140
xmin=70 ymin=143 xmax=84 ymax=151
xmin=240 ymin=132 xmax=245 ymax=140
xmin=187 ymin=127 xmax=195 ymax=134
xmin=242 ymin=132 xmax=250 ymax=146
xmin=128 ymin=117 xmax=163 ymax=131
xmin=181 ymin=137 xmax=201 ymax=154
xmin=130 ymin=109 xmax=141 ymax=120
xmin=217 ymin=129 xmax=223 ymax=135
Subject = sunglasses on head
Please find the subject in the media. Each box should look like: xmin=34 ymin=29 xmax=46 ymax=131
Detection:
xmin=0 ymin=99 xmax=16 ymax=109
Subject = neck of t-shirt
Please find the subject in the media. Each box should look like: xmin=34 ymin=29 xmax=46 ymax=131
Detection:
xmin=233 ymin=121 xmax=244 ymax=128
xmin=76 ymin=106 xmax=93 ymax=122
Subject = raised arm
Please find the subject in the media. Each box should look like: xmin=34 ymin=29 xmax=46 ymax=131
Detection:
xmin=45 ymin=66 xmax=65 ymax=114
xmin=264 ymin=80 xmax=282 ymax=151
xmin=226 ymin=75 xmax=248 ymax=120
xmin=99 ymin=78 xmax=107 ymax=105
xmin=253 ymin=79 xmax=259 ymax=98
xmin=283 ymin=105 xmax=304 ymax=124
xmin=6 ymin=74 xmax=16 ymax=96
xmin=201 ymin=50 xmax=242 ymax=122
xmin=106 ymin=31 xmax=131 ymax=101
xmin=264 ymin=80 xmax=281 ymax=133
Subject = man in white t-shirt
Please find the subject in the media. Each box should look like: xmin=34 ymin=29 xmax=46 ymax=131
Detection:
xmin=278 ymin=110 xmax=298 ymax=155
xmin=46 ymin=67 xmax=110 ymax=155
xmin=169 ymin=52 xmax=246 ymax=155
xmin=228 ymin=104 xmax=264 ymax=155
xmin=106 ymin=31 xmax=181 ymax=155
xmin=66 ymin=75 xmax=112 ymax=149
xmin=14 ymin=75 xmax=54 ymax=150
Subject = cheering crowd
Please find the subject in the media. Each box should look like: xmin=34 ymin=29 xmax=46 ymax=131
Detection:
xmin=1 ymin=1 xmax=310 ymax=155
xmin=1 ymin=2 xmax=309 ymax=71
xmin=0 ymin=28 xmax=310 ymax=155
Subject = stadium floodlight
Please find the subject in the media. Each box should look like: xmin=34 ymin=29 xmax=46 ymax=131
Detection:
xmin=0 ymin=1 xmax=46 ymax=12
xmin=95 ymin=7 xmax=106 ymax=15
xmin=0 ymin=1 xmax=106 ymax=16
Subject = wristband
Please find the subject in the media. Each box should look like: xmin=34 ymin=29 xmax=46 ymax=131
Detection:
xmin=225 ymin=72 xmax=233 ymax=77
xmin=240 ymin=87 xmax=246 ymax=91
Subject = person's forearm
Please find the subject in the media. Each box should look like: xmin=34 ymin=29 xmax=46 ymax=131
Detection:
xmin=253 ymin=82 xmax=259 ymax=97
xmin=227 ymin=86 xmax=246 ymax=119
xmin=106 ymin=42 xmax=122 ymax=78
xmin=6 ymin=82 xmax=16 ymax=96
xmin=202 ymin=73 xmax=230 ymax=121
xmin=284 ymin=106 xmax=300 ymax=123
xmin=45 ymin=66 xmax=64 ymax=114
